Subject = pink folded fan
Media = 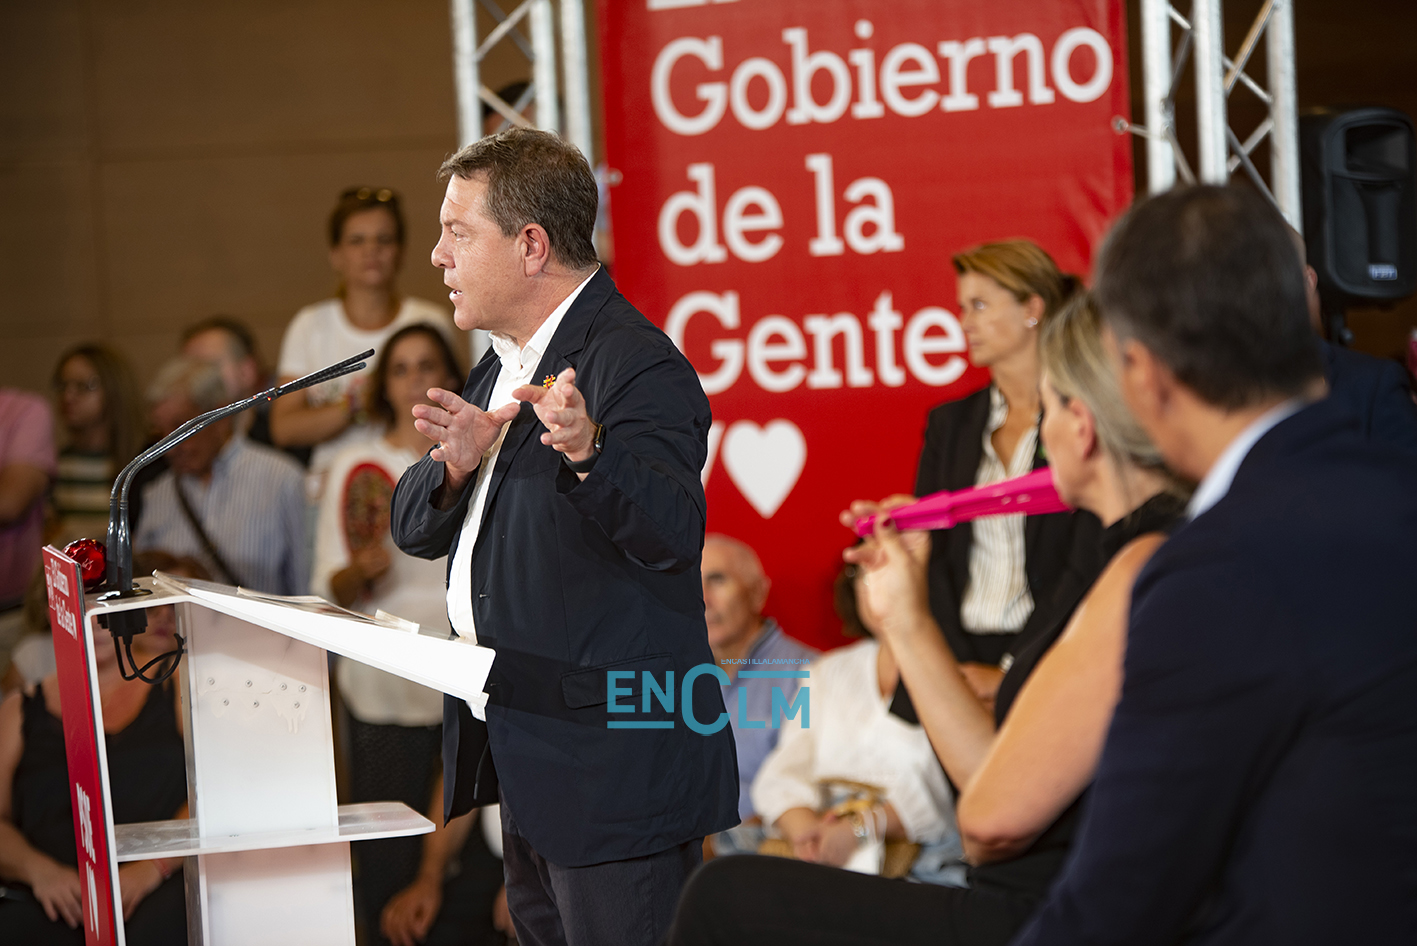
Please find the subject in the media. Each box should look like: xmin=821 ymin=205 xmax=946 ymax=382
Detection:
xmin=852 ymin=467 xmax=1070 ymax=537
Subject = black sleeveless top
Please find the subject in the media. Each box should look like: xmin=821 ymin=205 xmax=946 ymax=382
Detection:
xmin=969 ymin=491 xmax=1187 ymax=901
xmin=13 ymin=681 xmax=187 ymax=866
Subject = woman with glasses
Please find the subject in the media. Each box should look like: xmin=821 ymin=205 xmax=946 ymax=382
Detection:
xmin=270 ymin=187 xmax=458 ymax=493
xmin=48 ymin=344 xmax=144 ymax=546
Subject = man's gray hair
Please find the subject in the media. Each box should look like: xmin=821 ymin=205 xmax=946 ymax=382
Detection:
xmin=438 ymin=127 xmax=599 ymax=270
xmin=148 ymin=357 xmax=228 ymax=414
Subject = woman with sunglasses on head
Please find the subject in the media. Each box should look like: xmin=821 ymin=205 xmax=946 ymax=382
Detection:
xmin=270 ymin=186 xmax=459 ymax=492
xmin=668 ymin=293 xmax=1190 ymax=946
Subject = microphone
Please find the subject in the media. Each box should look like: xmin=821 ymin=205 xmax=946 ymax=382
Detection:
xmin=97 ymin=349 xmax=374 ymax=683
xmin=852 ymin=468 xmax=1070 ymax=537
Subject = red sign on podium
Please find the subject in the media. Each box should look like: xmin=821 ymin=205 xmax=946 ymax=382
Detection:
xmin=599 ymin=0 xmax=1133 ymax=649
xmin=44 ymin=546 xmax=122 ymax=946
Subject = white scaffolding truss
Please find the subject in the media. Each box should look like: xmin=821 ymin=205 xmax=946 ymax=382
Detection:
xmin=1127 ymin=0 xmax=1301 ymax=228
xmin=452 ymin=1 xmax=1301 ymax=229
xmin=448 ymin=0 xmax=594 ymax=159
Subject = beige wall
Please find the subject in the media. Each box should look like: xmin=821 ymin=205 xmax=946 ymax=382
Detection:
xmin=0 ymin=0 xmax=534 ymax=397
xmin=3 ymin=1 xmax=1414 ymax=410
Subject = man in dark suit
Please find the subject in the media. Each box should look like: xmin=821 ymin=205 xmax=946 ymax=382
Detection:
xmin=1288 ymin=223 xmax=1417 ymax=453
xmin=1014 ymin=185 xmax=1417 ymax=945
xmin=390 ymin=128 xmax=737 ymax=946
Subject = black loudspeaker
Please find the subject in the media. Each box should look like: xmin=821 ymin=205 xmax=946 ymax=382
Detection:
xmin=1301 ymin=107 xmax=1417 ymax=303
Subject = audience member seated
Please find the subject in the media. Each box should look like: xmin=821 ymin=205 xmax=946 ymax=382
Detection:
xmin=1014 ymin=186 xmax=1417 ymax=946
xmin=911 ymin=240 xmax=1098 ymax=716
xmin=0 ymin=620 xmax=187 ymax=943
xmin=47 ymin=345 xmax=144 ymax=547
xmin=0 ymin=388 xmax=55 ymax=684
xmin=379 ymin=774 xmax=513 ymax=946
xmin=270 ymin=186 xmax=457 ymax=493
xmin=751 ymin=561 xmax=965 ymax=886
xmin=667 ymin=291 xmax=1187 ymax=946
xmin=311 ymin=325 xmax=466 ymax=942
xmin=135 ymin=358 xmax=308 ymax=595
xmin=699 ymin=535 xmax=817 ymax=857
xmin=181 ymin=316 xmax=279 ymax=449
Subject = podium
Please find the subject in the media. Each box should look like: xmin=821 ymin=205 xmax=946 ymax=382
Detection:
xmin=42 ymin=547 xmax=496 ymax=946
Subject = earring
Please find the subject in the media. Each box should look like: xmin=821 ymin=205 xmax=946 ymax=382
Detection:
xmin=1026 ymin=318 xmax=1038 ymax=328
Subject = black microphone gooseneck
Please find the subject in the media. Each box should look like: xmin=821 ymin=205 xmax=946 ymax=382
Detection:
xmin=98 ymin=349 xmax=375 ymax=684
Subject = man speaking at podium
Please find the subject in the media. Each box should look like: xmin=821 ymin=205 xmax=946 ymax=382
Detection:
xmin=390 ymin=128 xmax=738 ymax=946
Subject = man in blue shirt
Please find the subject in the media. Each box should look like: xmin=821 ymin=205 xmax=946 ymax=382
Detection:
xmin=701 ymin=534 xmax=818 ymax=856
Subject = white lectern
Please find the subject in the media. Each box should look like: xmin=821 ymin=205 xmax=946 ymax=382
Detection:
xmin=43 ymin=547 xmax=494 ymax=946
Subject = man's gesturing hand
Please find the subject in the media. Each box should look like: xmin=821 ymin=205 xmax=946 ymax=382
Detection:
xmin=412 ymin=388 xmax=520 ymax=491
xmin=513 ymin=367 xmax=597 ymax=465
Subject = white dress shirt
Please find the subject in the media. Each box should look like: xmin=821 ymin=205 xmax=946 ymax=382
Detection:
xmin=960 ymin=385 xmax=1038 ymax=635
xmin=1187 ymin=399 xmax=1304 ymax=520
xmin=446 ymin=269 xmax=598 ymax=642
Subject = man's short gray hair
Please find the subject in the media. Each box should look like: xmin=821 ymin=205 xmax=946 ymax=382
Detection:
xmin=148 ymin=357 xmax=228 ymax=414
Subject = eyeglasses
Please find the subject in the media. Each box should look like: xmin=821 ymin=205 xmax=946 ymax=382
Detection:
xmin=342 ymin=186 xmax=398 ymax=204
xmin=54 ymin=378 xmax=102 ymax=395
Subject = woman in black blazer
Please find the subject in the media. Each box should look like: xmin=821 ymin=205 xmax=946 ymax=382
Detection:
xmin=905 ymin=241 xmax=1099 ymax=715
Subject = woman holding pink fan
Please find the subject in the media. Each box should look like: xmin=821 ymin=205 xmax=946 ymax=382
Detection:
xmin=669 ymin=293 xmax=1189 ymax=946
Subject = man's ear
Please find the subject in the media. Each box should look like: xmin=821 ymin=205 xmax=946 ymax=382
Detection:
xmin=750 ymin=577 xmax=771 ymax=617
xmin=1119 ymin=337 xmax=1176 ymax=429
xmin=519 ymin=223 xmax=553 ymax=276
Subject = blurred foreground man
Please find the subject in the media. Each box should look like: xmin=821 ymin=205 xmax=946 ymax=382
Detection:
xmin=1015 ymin=186 xmax=1417 ymax=945
xmin=390 ymin=128 xmax=737 ymax=946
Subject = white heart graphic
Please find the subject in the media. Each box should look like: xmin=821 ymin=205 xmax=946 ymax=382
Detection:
xmin=720 ymin=419 xmax=806 ymax=518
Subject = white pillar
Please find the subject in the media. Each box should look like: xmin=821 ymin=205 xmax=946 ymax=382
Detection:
xmin=451 ymin=0 xmax=480 ymax=148
xmin=1141 ymin=0 xmax=1177 ymax=193
xmin=1192 ymin=0 xmax=1229 ymax=184
xmin=560 ymin=0 xmax=593 ymax=159
xmin=531 ymin=0 xmax=561 ymax=135
xmin=1267 ymin=0 xmax=1302 ymax=228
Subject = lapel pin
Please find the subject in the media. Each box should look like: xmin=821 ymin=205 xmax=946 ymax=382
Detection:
xmin=542 ymin=375 xmax=557 ymax=388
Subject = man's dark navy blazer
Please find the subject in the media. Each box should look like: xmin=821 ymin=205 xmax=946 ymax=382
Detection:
xmin=1323 ymin=340 xmax=1417 ymax=454
xmin=1014 ymin=395 xmax=1417 ymax=945
xmin=390 ymin=268 xmax=738 ymax=868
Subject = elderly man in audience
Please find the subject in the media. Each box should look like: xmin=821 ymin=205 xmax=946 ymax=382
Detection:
xmin=701 ymin=534 xmax=817 ymax=856
xmin=135 ymin=358 xmax=307 ymax=595
xmin=180 ymin=316 xmax=279 ymax=448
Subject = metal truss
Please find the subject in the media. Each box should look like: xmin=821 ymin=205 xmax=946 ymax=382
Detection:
xmin=1122 ymin=0 xmax=1301 ymax=229
xmin=449 ymin=0 xmax=593 ymax=159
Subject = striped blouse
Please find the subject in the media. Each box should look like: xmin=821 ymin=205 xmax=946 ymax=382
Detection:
xmin=959 ymin=385 xmax=1038 ymax=635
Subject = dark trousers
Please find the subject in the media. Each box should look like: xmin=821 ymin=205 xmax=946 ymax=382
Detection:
xmin=500 ymin=798 xmax=701 ymax=946
xmin=666 ymin=855 xmax=1038 ymax=946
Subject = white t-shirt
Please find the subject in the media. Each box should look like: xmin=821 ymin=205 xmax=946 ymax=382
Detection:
xmin=312 ymin=435 xmax=449 ymax=726
xmin=277 ymin=296 xmax=460 ymax=490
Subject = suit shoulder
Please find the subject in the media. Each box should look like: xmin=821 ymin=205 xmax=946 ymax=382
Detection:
xmin=585 ymin=294 xmax=699 ymax=375
xmin=925 ymin=386 xmax=990 ymax=430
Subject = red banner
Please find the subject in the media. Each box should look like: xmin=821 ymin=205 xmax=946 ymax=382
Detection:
xmin=599 ymin=0 xmax=1132 ymax=651
xmin=45 ymin=547 xmax=121 ymax=946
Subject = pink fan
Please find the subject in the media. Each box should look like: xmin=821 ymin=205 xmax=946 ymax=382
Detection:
xmin=853 ymin=467 xmax=1070 ymax=537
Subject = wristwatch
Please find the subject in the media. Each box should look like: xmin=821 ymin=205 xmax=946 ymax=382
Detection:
xmin=564 ymin=422 xmax=605 ymax=473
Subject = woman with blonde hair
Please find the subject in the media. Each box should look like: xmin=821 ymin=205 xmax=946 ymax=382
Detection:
xmin=668 ymin=292 xmax=1188 ymax=946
